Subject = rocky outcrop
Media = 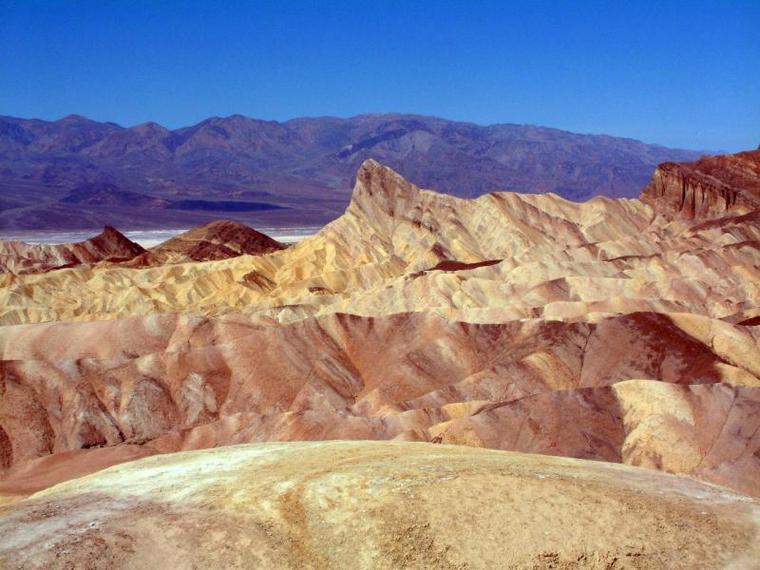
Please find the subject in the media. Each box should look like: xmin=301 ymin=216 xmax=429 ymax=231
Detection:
xmin=2 ymin=159 xmax=758 ymax=325
xmin=0 ymin=226 xmax=145 ymax=274
xmin=1 ymin=442 xmax=757 ymax=569
xmin=641 ymin=149 xmax=760 ymax=220
xmin=128 ymin=219 xmax=285 ymax=266
xmin=0 ymin=158 xmax=758 ymax=504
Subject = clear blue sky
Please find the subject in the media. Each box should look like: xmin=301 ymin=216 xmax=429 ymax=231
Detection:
xmin=2 ymin=0 xmax=758 ymax=151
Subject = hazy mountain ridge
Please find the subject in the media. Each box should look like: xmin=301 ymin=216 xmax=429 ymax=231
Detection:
xmin=0 ymin=113 xmax=704 ymax=230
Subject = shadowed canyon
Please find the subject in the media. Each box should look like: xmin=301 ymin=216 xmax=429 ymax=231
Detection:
xmin=1 ymin=150 xmax=759 ymax=568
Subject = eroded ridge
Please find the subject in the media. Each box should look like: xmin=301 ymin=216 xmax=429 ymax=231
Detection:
xmin=0 ymin=154 xmax=758 ymax=505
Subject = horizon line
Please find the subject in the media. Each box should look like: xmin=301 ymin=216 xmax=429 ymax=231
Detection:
xmin=0 ymin=111 xmax=722 ymax=154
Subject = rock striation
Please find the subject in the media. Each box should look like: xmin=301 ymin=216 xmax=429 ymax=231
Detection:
xmin=641 ymin=149 xmax=760 ymax=220
xmin=1 ymin=158 xmax=758 ymax=325
xmin=0 ymin=309 xmax=758 ymax=499
xmin=0 ymin=154 xmax=758 ymax=509
xmin=0 ymin=226 xmax=145 ymax=274
xmin=128 ymin=219 xmax=286 ymax=266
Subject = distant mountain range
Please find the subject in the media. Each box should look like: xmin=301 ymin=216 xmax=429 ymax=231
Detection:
xmin=0 ymin=113 xmax=705 ymax=230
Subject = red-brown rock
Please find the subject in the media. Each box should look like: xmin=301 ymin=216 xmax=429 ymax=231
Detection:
xmin=0 ymin=226 xmax=145 ymax=274
xmin=128 ymin=219 xmax=285 ymax=266
xmin=641 ymin=149 xmax=760 ymax=220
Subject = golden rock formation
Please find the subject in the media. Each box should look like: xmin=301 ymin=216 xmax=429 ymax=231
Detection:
xmin=1 ymin=159 xmax=758 ymax=325
xmin=0 ymin=156 xmax=758 ymax=511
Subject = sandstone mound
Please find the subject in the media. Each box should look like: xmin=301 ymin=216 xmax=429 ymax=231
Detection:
xmin=129 ymin=219 xmax=285 ymax=266
xmin=0 ymin=226 xmax=144 ymax=274
xmin=0 ymin=441 xmax=757 ymax=569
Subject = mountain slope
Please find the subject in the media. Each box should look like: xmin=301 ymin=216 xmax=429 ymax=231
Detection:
xmin=129 ymin=220 xmax=286 ymax=266
xmin=0 ymin=225 xmax=144 ymax=274
xmin=0 ymin=113 xmax=703 ymax=230
xmin=0 ymin=156 xmax=758 ymax=501
xmin=0 ymin=310 xmax=757 ymax=498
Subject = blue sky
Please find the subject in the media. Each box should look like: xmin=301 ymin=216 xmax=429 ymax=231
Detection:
xmin=2 ymin=0 xmax=758 ymax=151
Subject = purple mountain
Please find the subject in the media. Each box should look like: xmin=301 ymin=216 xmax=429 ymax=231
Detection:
xmin=0 ymin=113 xmax=703 ymax=230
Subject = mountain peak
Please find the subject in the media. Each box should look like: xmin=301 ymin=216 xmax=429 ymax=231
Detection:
xmin=58 ymin=114 xmax=91 ymax=123
xmin=132 ymin=219 xmax=285 ymax=265
xmin=90 ymin=225 xmax=146 ymax=256
xmin=354 ymin=159 xmax=419 ymax=197
xmin=350 ymin=160 xmax=422 ymax=218
xmin=130 ymin=121 xmax=168 ymax=133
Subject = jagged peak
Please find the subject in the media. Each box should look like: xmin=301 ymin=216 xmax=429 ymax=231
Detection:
xmin=350 ymin=160 xmax=421 ymax=213
xmin=171 ymin=219 xmax=280 ymax=242
xmin=130 ymin=121 xmax=169 ymax=133
xmin=91 ymin=225 xmax=145 ymax=253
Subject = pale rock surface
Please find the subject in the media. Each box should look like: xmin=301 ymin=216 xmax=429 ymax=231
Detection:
xmin=0 ymin=441 xmax=758 ymax=569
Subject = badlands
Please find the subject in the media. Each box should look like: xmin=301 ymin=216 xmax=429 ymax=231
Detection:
xmin=1 ymin=150 xmax=759 ymax=567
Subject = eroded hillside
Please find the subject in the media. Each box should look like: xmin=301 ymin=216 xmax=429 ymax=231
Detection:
xmin=0 ymin=154 xmax=758 ymax=504
xmin=1 ymin=158 xmax=758 ymax=325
